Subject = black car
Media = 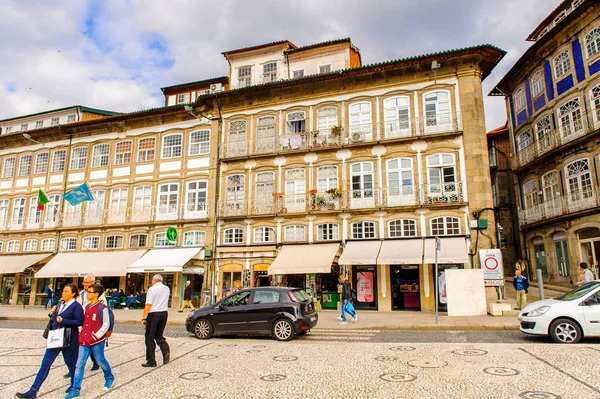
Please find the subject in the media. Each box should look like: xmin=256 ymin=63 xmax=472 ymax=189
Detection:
xmin=185 ymin=287 xmax=318 ymax=341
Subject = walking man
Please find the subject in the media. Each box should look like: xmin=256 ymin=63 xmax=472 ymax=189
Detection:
xmin=178 ymin=281 xmax=195 ymax=312
xmin=513 ymin=270 xmax=529 ymax=310
xmin=578 ymin=262 xmax=594 ymax=285
xmin=141 ymin=274 xmax=170 ymax=367
xmin=339 ymin=276 xmax=357 ymax=325
xmin=45 ymin=284 xmax=54 ymax=309
xmin=73 ymin=275 xmax=106 ymax=374
xmin=65 ymin=284 xmax=114 ymax=399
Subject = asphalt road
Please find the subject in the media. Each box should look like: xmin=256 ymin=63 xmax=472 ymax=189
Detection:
xmin=3 ymin=319 xmax=600 ymax=344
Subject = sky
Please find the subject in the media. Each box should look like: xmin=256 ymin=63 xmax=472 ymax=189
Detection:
xmin=0 ymin=0 xmax=564 ymax=131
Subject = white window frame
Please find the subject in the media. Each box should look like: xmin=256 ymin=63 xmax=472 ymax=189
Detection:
xmin=51 ymin=117 xmax=59 ymax=126
xmin=350 ymin=162 xmax=374 ymax=199
xmin=129 ymin=234 xmax=148 ymax=248
xmin=137 ymin=137 xmax=156 ymax=162
xmin=24 ymin=239 xmax=38 ymax=252
xmin=565 ymin=159 xmax=594 ymax=203
xmin=186 ymin=180 xmax=208 ymax=213
xmin=585 ymin=26 xmax=600 ymax=58
xmin=352 ymin=221 xmax=376 ymax=239
xmin=554 ymin=51 xmax=571 ymax=79
xmin=558 ymin=98 xmax=584 ymax=139
xmin=383 ymin=96 xmax=411 ymax=137
xmin=18 ymin=154 xmax=32 ymax=176
xmin=224 ymin=228 xmax=244 ymax=244
xmin=67 ymin=114 xmax=76 ymax=122
xmin=316 ymin=165 xmax=338 ymax=193
xmin=423 ymin=90 xmax=452 ymax=132
xmin=161 ymin=134 xmax=183 ymax=159
xmin=70 ymin=147 xmax=88 ymax=170
xmin=293 ymin=69 xmax=304 ymax=78
xmin=590 ymin=84 xmax=600 ymax=126
xmin=531 ymin=71 xmax=544 ymax=97
xmin=110 ymin=187 xmax=128 ymax=214
xmin=86 ymin=189 xmax=105 ymax=224
xmin=7 ymin=240 xmax=20 ymax=252
xmin=349 ymin=102 xmax=372 ymax=139
xmin=238 ymin=66 xmax=252 ymax=88
xmin=254 ymin=226 xmax=275 ymax=243
xmin=34 ymin=152 xmax=49 ymax=174
xmin=2 ymin=157 xmax=15 ymax=178
xmin=36 ymin=120 xmax=43 ymax=129
xmin=82 ymin=236 xmax=100 ymax=250
xmin=523 ymin=179 xmax=540 ymax=209
xmin=133 ymin=186 xmax=152 ymax=208
xmin=114 ymin=140 xmax=132 ymax=165
xmin=177 ymin=93 xmax=191 ymax=104
xmin=61 ymin=237 xmax=77 ymax=251
xmin=388 ymin=219 xmax=417 ymax=238
xmin=319 ymin=64 xmax=332 ymax=74
xmin=429 ymin=216 xmax=460 ymax=236
xmin=92 ymin=143 xmax=110 ymax=168
xmin=542 ymin=171 xmax=561 ymax=201
xmin=0 ymin=199 xmax=9 ymax=227
xmin=285 ymin=111 xmax=306 ymax=135
xmin=51 ymin=150 xmax=66 ymax=172
xmin=426 ymin=153 xmax=457 ymax=195
xmin=41 ymin=238 xmax=56 ymax=251
xmin=189 ymin=130 xmax=210 ymax=156
xmin=157 ymin=182 xmax=179 ymax=217
xmin=317 ymin=223 xmax=339 ymax=241
xmin=11 ymin=197 xmax=26 ymax=225
xmin=105 ymin=235 xmax=124 ymax=249
xmin=517 ymin=130 xmax=533 ymax=152
xmin=386 ymin=158 xmax=415 ymax=203
xmin=284 ymin=225 xmax=306 ymax=242
xmin=262 ymin=61 xmax=277 ymax=83
xmin=514 ymin=88 xmax=526 ymax=111
xmin=27 ymin=196 xmax=42 ymax=225
xmin=154 ymin=232 xmax=175 ymax=247
xmin=21 ymin=123 xmax=28 ymax=131
xmin=183 ymin=231 xmax=206 ymax=246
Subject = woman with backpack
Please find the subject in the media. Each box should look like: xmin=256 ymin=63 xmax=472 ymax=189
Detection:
xmin=64 ymin=284 xmax=115 ymax=399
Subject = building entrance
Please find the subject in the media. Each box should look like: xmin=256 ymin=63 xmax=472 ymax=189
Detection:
xmin=390 ymin=265 xmax=420 ymax=311
xmin=352 ymin=265 xmax=377 ymax=310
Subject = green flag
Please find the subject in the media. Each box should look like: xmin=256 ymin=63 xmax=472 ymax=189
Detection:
xmin=37 ymin=190 xmax=49 ymax=211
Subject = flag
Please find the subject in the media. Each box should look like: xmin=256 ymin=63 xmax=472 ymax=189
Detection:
xmin=37 ymin=190 xmax=49 ymax=211
xmin=64 ymin=182 xmax=95 ymax=207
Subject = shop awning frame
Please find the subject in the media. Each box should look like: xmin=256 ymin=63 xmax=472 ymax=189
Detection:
xmin=377 ymin=239 xmax=424 ymax=265
xmin=0 ymin=253 xmax=54 ymax=275
xmin=423 ymin=237 xmax=470 ymax=264
xmin=35 ymin=250 xmax=147 ymax=278
xmin=128 ymin=248 xmax=202 ymax=273
xmin=268 ymin=244 xmax=339 ymax=275
xmin=338 ymin=240 xmax=382 ymax=265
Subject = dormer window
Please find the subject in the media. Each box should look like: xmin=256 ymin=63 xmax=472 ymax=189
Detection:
xmin=238 ymin=66 xmax=252 ymax=88
xmin=177 ymin=94 xmax=190 ymax=104
xmin=554 ymin=11 xmax=566 ymax=26
xmin=319 ymin=64 xmax=332 ymax=74
xmin=262 ymin=62 xmax=277 ymax=83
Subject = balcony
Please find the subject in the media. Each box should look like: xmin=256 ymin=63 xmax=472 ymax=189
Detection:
xmin=0 ymin=202 xmax=210 ymax=231
xmin=216 ymin=183 xmax=464 ymax=217
xmin=517 ymin=187 xmax=599 ymax=226
xmin=219 ymin=111 xmax=462 ymax=160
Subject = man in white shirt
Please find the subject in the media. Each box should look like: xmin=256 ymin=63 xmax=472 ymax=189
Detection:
xmin=141 ymin=274 xmax=171 ymax=367
xmin=579 ymin=262 xmax=595 ymax=285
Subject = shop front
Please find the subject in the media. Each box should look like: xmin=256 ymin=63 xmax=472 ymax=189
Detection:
xmin=0 ymin=253 xmax=54 ymax=306
xmin=578 ymin=228 xmax=600 ymax=279
xmin=338 ymin=240 xmax=381 ymax=311
xmin=252 ymin=264 xmax=271 ymax=287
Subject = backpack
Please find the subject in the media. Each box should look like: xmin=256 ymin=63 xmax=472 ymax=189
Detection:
xmin=97 ymin=303 xmax=115 ymax=338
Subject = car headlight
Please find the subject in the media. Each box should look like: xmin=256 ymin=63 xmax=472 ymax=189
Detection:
xmin=527 ymin=306 xmax=550 ymax=317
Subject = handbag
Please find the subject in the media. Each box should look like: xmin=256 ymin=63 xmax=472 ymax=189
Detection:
xmin=346 ymin=301 xmax=356 ymax=313
xmin=47 ymin=327 xmax=71 ymax=349
xmin=42 ymin=317 xmax=53 ymax=339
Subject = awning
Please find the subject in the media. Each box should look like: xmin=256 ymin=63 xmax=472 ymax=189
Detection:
xmin=377 ymin=239 xmax=424 ymax=265
xmin=423 ymin=237 xmax=469 ymax=264
xmin=0 ymin=253 xmax=54 ymax=274
xmin=128 ymin=248 xmax=201 ymax=273
xmin=338 ymin=241 xmax=381 ymax=265
xmin=268 ymin=244 xmax=339 ymax=275
xmin=35 ymin=251 xmax=146 ymax=278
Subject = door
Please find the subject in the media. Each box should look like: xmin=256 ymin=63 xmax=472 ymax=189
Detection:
xmin=352 ymin=266 xmax=378 ymax=310
xmin=390 ymin=265 xmax=420 ymax=311
xmin=245 ymin=290 xmax=282 ymax=332
xmin=582 ymin=288 xmax=600 ymax=335
xmin=554 ymin=240 xmax=570 ymax=279
xmin=211 ymin=290 xmax=252 ymax=333
xmin=1 ymin=276 xmax=14 ymax=305
xmin=351 ymin=162 xmax=374 ymax=208
xmin=534 ymin=244 xmax=548 ymax=279
xmin=387 ymin=158 xmax=415 ymax=206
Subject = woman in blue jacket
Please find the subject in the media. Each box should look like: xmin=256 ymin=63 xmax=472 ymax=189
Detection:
xmin=16 ymin=284 xmax=84 ymax=399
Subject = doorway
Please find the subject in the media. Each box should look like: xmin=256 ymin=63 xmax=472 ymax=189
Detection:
xmin=390 ymin=265 xmax=420 ymax=311
xmin=1 ymin=276 xmax=15 ymax=305
xmin=221 ymin=268 xmax=242 ymax=298
xmin=352 ymin=265 xmax=378 ymax=310
xmin=533 ymin=242 xmax=548 ymax=279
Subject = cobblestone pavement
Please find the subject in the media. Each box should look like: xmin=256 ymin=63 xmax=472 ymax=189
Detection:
xmin=1 ymin=328 xmax=600 ymax=399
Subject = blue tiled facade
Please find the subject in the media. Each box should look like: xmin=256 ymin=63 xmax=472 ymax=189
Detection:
xmin=525 ymin=79 xmax=533 ymax=116
xmin=543 ymin=61 xmax=555 ymax=101
xmin=517 ymin=110 xmax=527 ymax=126
xmin=534 ymin=94 xmax=546 ymax=111
xmin=590 ymin=58 xmax=600 ymax=76
xmin=556 ymin=75 xmax=574 ymax=96
xmin=571 ymin=39 xmax=586 ymax=83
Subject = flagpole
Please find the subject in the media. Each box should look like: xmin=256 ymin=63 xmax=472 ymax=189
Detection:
xmin=55 ymin=132 xmax=73 ymax=254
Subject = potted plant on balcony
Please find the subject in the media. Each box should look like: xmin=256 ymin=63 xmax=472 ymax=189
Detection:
xmin=272 ymin=192 xmax=283 ymax=198
xmin=330 ymin=125 xmax=343 ymax=137
xmin=326 ymin=188 xmax=343 ymax=199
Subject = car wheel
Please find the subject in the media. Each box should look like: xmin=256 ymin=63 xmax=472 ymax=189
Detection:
xmin=273 ymin=319 xmax=295 ymax=341
xmin=193 ymin=318 xmax=214 ymax=339
xmin=549 ymin=318 xmax=582 ymax=344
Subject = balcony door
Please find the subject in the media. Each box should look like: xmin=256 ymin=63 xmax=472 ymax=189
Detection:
xmin=285 ymin=169 xmax=306 ymax=213
xmin=351 ymin=162 xmax=374 ymax=208
xmin=185 ymin=180 xmax=208 ymax=219
xmin=384 ymin=97 xmax=411 ymax=138
xmin=254 ymin=172 xmax=275 ymax=214
xmin=157 ymin=183 xmax=179 ymax=221
xmin=423 ymin=91 xmax=452 ymax=134
xmin=565 ymin=159 xmax=595 ymax=211
xmin=386 ymin=158 xmax=415 ymax=206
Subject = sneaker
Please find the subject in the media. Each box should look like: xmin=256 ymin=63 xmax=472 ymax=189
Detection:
xmin=103 ymin=378 xmax=115 ymax=391
xmin=15 ymin=390 xmax=38 ymax=399
xmin=177 ymin=310 xmax=183 ymax=313
xmin=90 ymin=364 xmax=100 ymax=371
xmin=63 ymin=391 xmax=80 ymax=399
xmin=141 ymin=362 xmax=157 ymax=368
xmin=352 ymin=315 xmax=358 ymax=322
xmin=339 ymin=321 xmax=347 ymax=325
xmin=123 ymin=308 xmax=129 ymax=311
xmin=336 ymin=316 xmax=343 ymax=321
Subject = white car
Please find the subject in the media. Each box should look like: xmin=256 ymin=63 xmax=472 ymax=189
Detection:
xmin=518 ymin=281 xmax=600 ymax=343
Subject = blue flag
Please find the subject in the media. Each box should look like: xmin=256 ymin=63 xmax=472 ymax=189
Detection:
xmin=64 ymin=183 xmax=95 ymax=206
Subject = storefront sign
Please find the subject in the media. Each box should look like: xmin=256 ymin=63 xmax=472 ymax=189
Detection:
xmin=357 ymin=272 xmax=374 ymax=302
xmin=479 ymin=249 xmax=504 ymax=280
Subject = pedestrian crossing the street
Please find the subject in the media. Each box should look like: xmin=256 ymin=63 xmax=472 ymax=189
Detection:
xmin=300 ymin=329 xmax=380 ymax=342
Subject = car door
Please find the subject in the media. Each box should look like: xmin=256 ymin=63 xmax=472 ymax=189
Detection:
xmin=244 ymin=290 xmax=282 ymax=333
xmin=210 ymin=291 xmax=252 ymax=333
xmin=581 ymin=289 xmax=600 ymax=335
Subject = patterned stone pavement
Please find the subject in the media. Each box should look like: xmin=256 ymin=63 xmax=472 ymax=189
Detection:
xmin=0 ymin=328 xmax=599 ymax=399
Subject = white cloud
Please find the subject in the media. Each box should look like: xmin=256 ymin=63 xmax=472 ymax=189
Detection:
xmin=0 ymin=0 xmax=564 ymax=130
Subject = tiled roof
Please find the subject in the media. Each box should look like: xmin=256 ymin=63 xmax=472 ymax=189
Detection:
xmin=222 ymin=40 xmax=297 ymax=56
xmin=160 ymin=76 xmax=228 ymax=93
xmin=0 ymin=105 xmax=120 ymax=123
xmin=527 ymin=0 xmax=573 ymax=41
xmin=284 ymin=38 xmax=353 ymax=55
xmin=487 ymin=121 xmax=509 ymax=137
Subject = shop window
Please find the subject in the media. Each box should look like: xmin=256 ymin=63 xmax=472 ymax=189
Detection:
xmin=429 ymin=217 xmax=460 ymax=236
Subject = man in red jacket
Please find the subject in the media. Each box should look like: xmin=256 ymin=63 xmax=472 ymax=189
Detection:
xmin=64 ymin=284 xmax=114 ymax=399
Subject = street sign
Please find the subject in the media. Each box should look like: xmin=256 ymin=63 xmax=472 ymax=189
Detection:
xmin=479 ymin=249 xmax=504 ymax=280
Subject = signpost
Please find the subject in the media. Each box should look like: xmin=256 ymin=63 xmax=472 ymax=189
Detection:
xmin=480 ymin=248 xmax=505 ymax=300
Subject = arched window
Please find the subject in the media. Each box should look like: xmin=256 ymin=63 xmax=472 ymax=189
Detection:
xmin=225 ymin=174 xmax=245 ymax=215
xmin=129 ymin=234 xmax=148 ymax=248
xmin=224 ymin=228 xmax=244 ymax=244
xmin=517 ymin=130 xmax=532 ymax=152
xmin=105 ymin=235 xmax=124 ymax=249
xmin=227 ymin=120 xmax=247 ymax=157
xmin=61 ymin=237 xmax=77 ymax=251
xmin=41 ymin=238 xmax=56 ymax=251
xmin=558 ymin=98 xmax=583 ymax=140
xmin=317 ymin=107 xmax=338 ymax=133
xmin=256 ymin=116 xmax=276 ymax=154
xmin=535 ymin=116 xmax=553 ymax=151
xmin=553 ymin=52 xmax=571 ymax=78
xmin=183 ymin=231 xmax=206 ymax=246
xmin=284 ymin=225 xmax=305 ymax=241
xmin=161 ymin=134 xmax=182 ymax=159
xmin=565 ymin=159 xmax=594 ymax=202
xmin=316 ymin=223 xmax=339 ymax=241
xmin=286 ymin=111 xmax=306 ymax=134
xmin=24 ymin=239 xmax=38 ymax=252
xmin=590 ymin=84 xmax=600 ymax=125
xmin=388 ymin=219 xmax=417 ymax=237
xmin=585 ymin=27 xmax=600 ymax=57
xmin=514 ymin=88 xmax=525 ymax=111
xmin=554 ymin=11 xmax=566 ymax=26
xmin=522 ymin=180 xmax=540 ymax=209
xmin=254 ymin=171 xmax=275 ymax=213
xmin=254 ymin=226 xmax=275 ymax=243
xmin=154 ymin=232 xmax=175 ymax=247
xmin=429 ymin=217 xmax=460 ymax=236
xmin=82 ymin=236 xmax=100 ymax=250
xmin=352 ymin=221 xmax=376 ymax=239
xmin=7 ymin=240 xmax=20 ymax=252
xmin=317 ymin=166 xmax=338 ymax=192
xmin=531 ymin=72 xmax=544 ymax=97
xmin=542 ymin=171 xmax=560 ymax=201
xmin=383 ymin=96 xmax=411 ymax=138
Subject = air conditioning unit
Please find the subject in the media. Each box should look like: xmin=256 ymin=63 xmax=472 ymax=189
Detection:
xmin=209 ymin=83 xmax=223 ymax=92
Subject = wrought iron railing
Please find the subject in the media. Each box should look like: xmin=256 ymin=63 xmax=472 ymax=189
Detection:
xmin=518 ymin=187 xmax=599 ymax=226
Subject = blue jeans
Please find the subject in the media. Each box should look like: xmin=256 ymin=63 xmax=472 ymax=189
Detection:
xmin=44 ymin=298 xmax=53 ymax=309
xmin=341 ymin=299 xmax=356 ymax=322
xmin=71 ymin=343 xmax=114 ymax=394
xmin=31 ymin=340 xmax=78 ymax=392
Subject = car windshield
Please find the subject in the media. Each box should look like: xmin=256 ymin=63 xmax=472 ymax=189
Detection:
xmin=556 ymin=282 xmax=600 ymax=301
xmin=291 ymin=289 xmax=310 ymax=302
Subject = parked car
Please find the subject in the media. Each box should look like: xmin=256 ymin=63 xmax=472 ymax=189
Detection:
xmin=518 ymin=281 xmax=600 ymax=343
xmin=185 ymin=287 xmax=318 ymax=341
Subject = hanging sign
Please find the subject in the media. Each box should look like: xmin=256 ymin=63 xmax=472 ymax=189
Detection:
xmin=166 ymin=228 xmax=178 ymax=245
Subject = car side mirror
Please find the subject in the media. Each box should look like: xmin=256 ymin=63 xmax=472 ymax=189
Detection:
xmin=218 ymin=303 xmax=227 ymax=311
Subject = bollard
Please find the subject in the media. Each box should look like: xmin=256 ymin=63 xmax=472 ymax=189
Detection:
xmin=537 ymin=269 xmax=545 ymax=300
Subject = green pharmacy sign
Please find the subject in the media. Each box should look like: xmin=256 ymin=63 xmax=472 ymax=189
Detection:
xmin=166 ymin=228 xmax=178 ymax=245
